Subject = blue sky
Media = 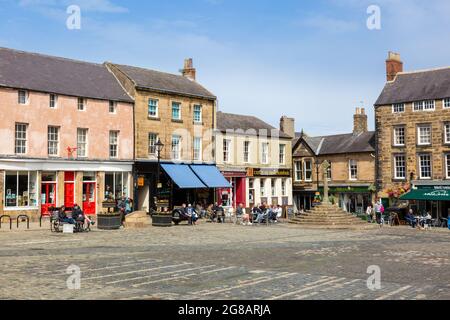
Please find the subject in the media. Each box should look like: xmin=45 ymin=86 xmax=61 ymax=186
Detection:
xmin=0 ymin=0 xmax=449 ymax=135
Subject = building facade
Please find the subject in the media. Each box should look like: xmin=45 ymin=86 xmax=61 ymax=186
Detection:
xmin=215 ymin=112 xmax=293 ymax=211
xmin=107 ymin=59 xmax=223 ymax=212
xmin=293 ymin=109 xmax=376 ymax=214
xmin=375 ymin=52 xmax=450 ymax=219
xmin=0 ymin=48 xmax=134 ymax=220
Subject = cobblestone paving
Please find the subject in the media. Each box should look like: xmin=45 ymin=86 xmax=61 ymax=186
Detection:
xmin=0 ymin=223 xmax=449 ymax=300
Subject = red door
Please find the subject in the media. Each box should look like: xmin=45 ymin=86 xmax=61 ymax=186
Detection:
xmin=83 ymin=182 xmax=96 ymax=215
xmin=41 ymin=183 xmax=56 ymax=215
xmin=64 ymin=183 xmax=75 ymax=208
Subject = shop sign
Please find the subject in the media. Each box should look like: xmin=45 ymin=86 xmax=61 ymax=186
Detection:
xmin=137 ymin=176 xmax=145 ymax=187
xmin=247 ymin=168 xmax=291 ymax=177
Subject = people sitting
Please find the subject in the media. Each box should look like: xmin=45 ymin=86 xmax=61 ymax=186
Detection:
xmin=59 ymin=206 xmax=75 ymax=225
xmin=405 ymin=209 xmax=417 ymax=228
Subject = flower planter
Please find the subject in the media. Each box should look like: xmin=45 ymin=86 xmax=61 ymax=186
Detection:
xmin=97 ymin=213 xmax=122 ymax=230
xmin=152 ymin=214 xmax=173 ymax=227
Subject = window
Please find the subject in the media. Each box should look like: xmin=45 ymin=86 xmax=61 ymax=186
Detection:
xmin=4 ymin=171 xmax=37 ymax=208
xmin=271 ymin=179 xmax=276 ymax=196
xmin=109 ymin=131 xmax=119 ymax=158
xmin=418 ymin=125 xmax=431 ymax=145
xmin=419 ymin=154 xmax=432 ymax=179
xmin=304 ymin=159 xmax=313 ymax=182
xmin=193 ymin=137 xmax=202 ymax=161
xmin=15 ymin=123 xmax=27 ymax=154
xmin=223 ymin=139 xmax=231 ymax=163
xmin=414 ymin=100 xmax=435 ymax=112
xmin=171 ymin=135 xmax=181 ymax=160
xmin=279 ymin=144 xmax=286 ymax=165
xmin=77 ymin=98 xmax=86 ymax=111
xmin=281 ymin=179 xmax=287 ymax=196
xmin=109 ymin=101 xmax=117 ymax=114
xmin=394 ymin=155 xmax=406 ymax=180
xmin=18 ymin=90 xmax=28 ymax=105
xmin=104 ymin=172 xmax=130 ymax=201
xmin=349 ymin=160 xmax=358 ymax=180
xmin=393 ymin=126 xmax=405 ymax=146
xmin=295 ymin=161 xmax=303 ymax=181
xmin=148 ymin=133 xmax=158 ymax=156
xmin=446 ymin=155 xmax=450 ymax=179
xmin=327 ymin=162 xmax=332 ymax=181
xmin=172 ymin=102 xmax=181 ymax=120
xmin=392 ymin=103 xmax=405 ymax=113
xmin=444 ymin=98 xmax=450 ymax=109
xmin=148 ymin=99 xmax=158 ymax=118
xmin=77 ymin=128 xmax=88 ymax=157
xmin=261 ymin=142 xmax=269 ymax=164
xmin=48 ymin=126 xmax=59 ymax=156
xmin=50 ymin=94 xmax=57 ymax=108
xmin=244 ymin=141 xmax=250 ymax=163
xmin=193 ymin=105 xmax=202 ymax=123
xmin=260 ymin=179 xmax=266 ymax=197
xmin=248 ymin=179 xmax=255 ymax=204
xmin=445 ymin=124 xmax=450 ymax=144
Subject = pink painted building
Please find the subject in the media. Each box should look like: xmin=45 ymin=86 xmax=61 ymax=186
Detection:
xmin=0 ymin=48 xmax=134 ymax=219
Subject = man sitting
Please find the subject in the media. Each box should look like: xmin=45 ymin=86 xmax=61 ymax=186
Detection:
xmin=405 ymin=209 xmax=417 ymax=228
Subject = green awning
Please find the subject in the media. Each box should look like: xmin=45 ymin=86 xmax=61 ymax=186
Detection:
xmin=400 ymin=189 xmax=450 ymax=201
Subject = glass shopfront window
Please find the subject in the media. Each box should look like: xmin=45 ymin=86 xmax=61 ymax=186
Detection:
xmin=104 ymin=172 xmax=129 ymax=201
xmin=5 ymin=171 xmax=37 ymax=208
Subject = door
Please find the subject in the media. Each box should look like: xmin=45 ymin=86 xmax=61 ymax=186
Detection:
xmin=41 ymin=183 xmax=56 ymax=215
xmin=83 ymin=182 xmax=96 ymax=215
xmin=64 ymin=183 xmax=75 ymax=208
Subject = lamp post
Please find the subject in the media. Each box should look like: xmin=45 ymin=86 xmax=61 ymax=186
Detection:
xmin=155 ymin=139 xmax=165 ymax=209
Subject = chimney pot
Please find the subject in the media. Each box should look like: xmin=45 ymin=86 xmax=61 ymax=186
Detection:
xmin=353 ymin=107 xmax=368 ymax=135
xmin=181 ymin=58 xmax=196 ymax=81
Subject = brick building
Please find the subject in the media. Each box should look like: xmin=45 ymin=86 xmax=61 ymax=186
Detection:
xmin=375 ymin=52 xmax=450 ymax=219
xmin=0 ymin=48 xmax=135 ymax=220
xmin=215 ymin=112 xmax=293 ymax=210
xmin=292 ymin=109 xmax=376 ymax=213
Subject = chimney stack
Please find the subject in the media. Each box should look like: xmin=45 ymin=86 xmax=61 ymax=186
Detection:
xmin=181 ymin=58 xmax=196 ymax=81
xmin=353 ymin=107 xmax=368 ymax=135
xmin=280 ymin=116 xmax=295 ymax=139
xmin=386 ymin=52 xmax=403 ymax=82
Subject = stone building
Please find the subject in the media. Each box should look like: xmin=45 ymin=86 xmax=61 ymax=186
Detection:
xmin=292 ymin=109 xmax=376 ymax=213
xmin=375 ymin=52 xmax=450 ymax=219
xmin=214 ymin=112 xmax=293 ymax=210
xmin=0 ymin=48 xmax=135 ymax=220
xmin=107 ymin=59 xmax=229 ymax=212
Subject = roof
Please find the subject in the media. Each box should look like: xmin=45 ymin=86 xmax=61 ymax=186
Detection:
xmin=295 ymin=131 xmax=375 ymax=155
xmin=216 ymin=111 xmax=291 ymax=139
xmin=111 ymin=63 xmax=216 ymax=100
xmin=375 ymin=67 xmax=450 ymax=106
xmin=0 ymin=47 xmax=133 ymax=103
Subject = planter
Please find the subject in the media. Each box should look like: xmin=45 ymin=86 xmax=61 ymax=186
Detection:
xmin=97 ymin=213 xmax=122 ymax=230
xmin=152 ymin=214 xmax=173 ymax=227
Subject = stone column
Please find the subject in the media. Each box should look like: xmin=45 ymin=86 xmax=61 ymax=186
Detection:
xmin=322 ymin=160 xmax=330 ymax=205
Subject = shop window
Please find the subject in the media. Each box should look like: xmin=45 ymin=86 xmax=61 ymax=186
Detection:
xmin=4 ymin=171 xmax=37 ymax=208
xmin=42 ymin=172 xmax=57 ymax=182
xmin=104 ymin=172 xmax=129 ymax=201
xmin=83 ymin=172 xmax=96 ymax=182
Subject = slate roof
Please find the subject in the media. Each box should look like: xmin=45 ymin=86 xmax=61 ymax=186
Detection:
xmin=111 ymin=64 xmax=216 ymax=100
xmin=375 ymin=67 xmax=450 ymax=106
xmin=294 ymin=131 xmax=375 ymax=155
xmin=216 ymin=111 xmax=291 ymax=139
xmin=0 ymin=47 xmax=133 ymax=103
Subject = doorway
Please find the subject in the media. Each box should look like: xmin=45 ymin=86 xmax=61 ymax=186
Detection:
xmin=83 ymin=182 xmax=96 ymax=215
xmin=41 ymin=183 xmax=56 ymax=215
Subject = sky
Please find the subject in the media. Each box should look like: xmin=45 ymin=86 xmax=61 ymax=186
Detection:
xmin=0 ymin=0 xmax=449 ymax=136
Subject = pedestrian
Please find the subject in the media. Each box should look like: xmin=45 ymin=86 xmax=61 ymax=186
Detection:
xmin=366 ymin=204 xmax=373 ymax=223
xmin=374 ymin=200 xmax=382 ymax=225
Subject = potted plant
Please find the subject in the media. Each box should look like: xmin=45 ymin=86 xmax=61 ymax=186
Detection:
xmin=151 ymin=199 xmax=173 ymax=227
xmin=97 ymin=211 xmax=122 ymax=230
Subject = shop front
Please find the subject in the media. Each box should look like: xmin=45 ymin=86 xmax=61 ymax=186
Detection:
xmin=217 ymin=171 xmax=247 ymax=208
xmin=318 ymin=185 xmax=375 ymax=214
xmin=400 ymin=184 xmax=450 ymax=219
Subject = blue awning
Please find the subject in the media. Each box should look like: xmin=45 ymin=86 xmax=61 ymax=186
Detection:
xmin=190 ymin=165 xmax=231 ymax=188
xmin=161 ymin=164 xmax=207 ymax=189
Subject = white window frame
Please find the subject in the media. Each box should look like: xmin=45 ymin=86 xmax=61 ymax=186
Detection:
xmin=279 ymin=144 xmax=286 ymax=165
xmin=271 ymin=179 xmax=276 ymax=196
xmin=148 ymin=133 xmax=158 ymax=157
xmin=193 ymin=105 xmax=202 ymax=123
xmin=148 ymin=99 xmax=159 ymax=118
xmin=304 ymin=159 xmax=313 ymax=182
xmin=15 ymin=123 xmax=27 ymax=155
xmin=77 ymin=98 xmax=86 ymax=111
xmin=49 ymin=94 xmax=58 ymax=109
xmin=444 ymin=123 xmax=450 ymax=144
xmin=171 ymin=135 xmax=182 ymax=160
xmin=243 ymin=140 xmax=250 ymax=164
xmin=77 ymin=128 xmax=88 ymax=158
xmin=281 ymin=179 xmax=287 ymax=196
xmin=393 ymin=155 xmax=406 ymax=180
xmin=4 ymin=171 xmax=38 ymax=210
xmin=18 ymin=90 xmax=29 ymax=105
xmin=392 ymin=103 xmax=405 ymax=113
xmin=109 ymin=101 xmax=117 ymax=114
xmin=444 ymin=98 xmax=450 ymax=109
xmin=104 ymin=172 xmax=130 ymax=200
xmin=193 ymin=137 xmax=202 ymax=161
xmin=172 ymin=102 xmax=182 ymax=120
xmin=413 ymin=100 xmax=435 ymax=112
xmin=223 ymin=139 xmax=231 ymax=163
xmin=349 ymin=160 xmax=358 ymax=181
xmin=419 ymin=154 xmax=432 ymax=180
xmin=261 ymin=142 xmax=269 ymax=164
xmin=48 ymin=126 xmax=59 ymax=157
xmin=417 ymin=125 xmax=432 ymax=146
xmin=393 ymin=126 xmax=406 ymax=146
xmin=109 ymin=131 xmax=119 ymax=159
xmin=294 ymin=161 xmax=303 ymax=181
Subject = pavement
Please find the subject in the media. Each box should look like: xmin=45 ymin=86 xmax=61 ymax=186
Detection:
xmin=0 ymin=221 xmax=449 ymax=300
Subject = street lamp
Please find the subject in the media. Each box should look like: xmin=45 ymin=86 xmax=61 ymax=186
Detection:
xmin=155 ymin=139 xmax=165 ymax=208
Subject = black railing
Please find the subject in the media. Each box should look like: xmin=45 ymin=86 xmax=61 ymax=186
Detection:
xmin=0 ymin=215 xmax=12 ymax=230
xmin=16 ymin=215 xmax=30 ymax=230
